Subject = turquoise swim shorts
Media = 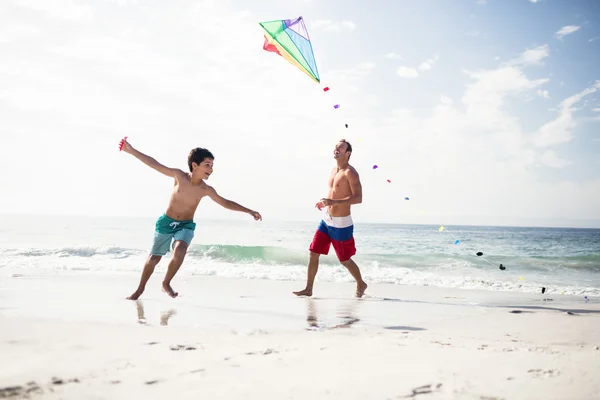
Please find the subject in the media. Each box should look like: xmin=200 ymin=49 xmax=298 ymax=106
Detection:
xmin=150 ymin=214 xmax=196 ymax=256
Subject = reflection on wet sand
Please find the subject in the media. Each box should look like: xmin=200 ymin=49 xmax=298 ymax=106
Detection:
xmin=135 ymin=300 xmax=177 ymax=326
xmin=305 ymin=298 xmax=361 ymax=330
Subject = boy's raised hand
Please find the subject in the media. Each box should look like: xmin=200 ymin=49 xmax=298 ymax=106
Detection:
xmin=250 ymin=210 xmax=262 ymax=221
xmin=118 ymin=136 xmax=133 ymax=153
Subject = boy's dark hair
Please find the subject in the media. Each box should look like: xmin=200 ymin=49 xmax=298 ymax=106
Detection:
xmin=188 ymin=147 xmax=214 ymax=172
xmin=339 ymin=138 xmax=352 ymax=159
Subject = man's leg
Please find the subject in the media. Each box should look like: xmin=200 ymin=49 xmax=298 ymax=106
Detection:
xmin=127 ymin=254 xmax=162 ymax=300
xmin=293 ymin=251 xmax=321 ymax=297
xmin=294 ymin=222 xmax=331 ymax=297
xmin=162 ymin=240 xmax=189 ymax=298
xmin=332 ymin=233 xmax=368 ymax=298
xmin=340 ymin=258 xmax=368 ymax=298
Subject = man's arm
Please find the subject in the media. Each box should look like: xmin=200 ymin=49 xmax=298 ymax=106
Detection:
xmin=207 ymin=186 xmax=258 ymax=215
xmin=121 ymin=139 xmax=182 ymax=178
xmin=332 ymin=169 xmax=363 ymax=205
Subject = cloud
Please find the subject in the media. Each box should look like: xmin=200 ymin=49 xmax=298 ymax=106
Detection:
xmin=537 ymin=89 xmax=550 ymax=99
xmin=385 ymin=52 xmax=402 ymax=60
xmin=529 ymin=0 xmax=540 ymax=3
xmin=531 ymin=81 xmax=600 ymax=147
xmin=589 ymin=37 xmax=599 ymax=43
xmin=395 ymin=55 xmax=438 ymax=79
xmin=505 ymin=44 xmax=550 ymax=67
xmin=310 ymin=19 xmax=356 ymax=33
xmin=440 ymin=95 xmax=453 ymax=105
xmin=476 ymin=0 xmax=488 ymax=5
xmin=0 ymin=22 xmax=41 ymax=43
xmin=14 ymin=0 xmax=94 ymax=21
xmin=539 ymin=150 xmax=570 ymax=168
xmin=593 ymin=107 xmax=600 ymax=113
xmin=555 ymin=25 xmax=581 ymax=40
xmin=396 ymin=66 xmax=419 ymax=78
xmin=418 ymin=55 xmax=439 ymax=71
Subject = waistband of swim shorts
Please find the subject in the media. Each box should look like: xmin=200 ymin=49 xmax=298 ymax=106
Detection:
xmin=322 ymin=210 xmax=353 ymax=229
xmin=155 ymin=213 xmax=196 ymax=234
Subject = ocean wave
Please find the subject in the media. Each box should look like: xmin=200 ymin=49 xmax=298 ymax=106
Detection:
xmin=3 ymin=246 xmax=141 ymax=259
xmin=2 ymin=244 xmax=600 ymax=272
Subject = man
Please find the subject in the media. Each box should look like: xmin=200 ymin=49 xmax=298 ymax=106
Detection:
xmin=293 ymin=139 xmax=368 ymax=298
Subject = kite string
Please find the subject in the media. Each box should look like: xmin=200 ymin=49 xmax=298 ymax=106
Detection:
xmin=321 ymin=83 xmax=509 ymax=271
xmin=439 ymin=226 xmax=499 ymax=269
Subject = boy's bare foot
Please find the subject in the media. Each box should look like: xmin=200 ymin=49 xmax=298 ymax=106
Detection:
xmin=293 ymin=288 xmax=313 ymax=297
xmin=127 ymin=290 xmax=144 ymax=300
xmin=162 ymin=283 xmax=179 ymax=298
xmin=356 ymin=282 xmax=368 ymax=298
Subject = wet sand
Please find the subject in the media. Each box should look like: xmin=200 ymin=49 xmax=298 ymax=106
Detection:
xmin=1 ymin=272 xmax=599 ymax=399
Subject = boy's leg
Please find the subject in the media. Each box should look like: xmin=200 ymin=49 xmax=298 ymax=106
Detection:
xmin=126 ymin=231 xmax=171 ymax=300
xmin=162 ymin=229 xmax=194 ymax=298
xmin=126 ymin=254 xmax=162 ymax=300
xmin=162 ymin=241 xmax=188 ymax=298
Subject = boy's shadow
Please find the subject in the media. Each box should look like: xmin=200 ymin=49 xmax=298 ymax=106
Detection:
xmin=135 ymin=300 xmax=177 ymax=326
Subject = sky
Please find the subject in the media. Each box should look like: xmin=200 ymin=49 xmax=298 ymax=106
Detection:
xmin=0 ymin=0 xmax=599 ymax=228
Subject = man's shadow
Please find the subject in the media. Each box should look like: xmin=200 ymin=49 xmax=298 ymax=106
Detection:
xmin=135 ymin=300 xmax=177 ymax=326
xmin=305 ymin=298 xmax=361 ymax=330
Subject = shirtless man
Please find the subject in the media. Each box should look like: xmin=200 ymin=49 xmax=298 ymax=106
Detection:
xmin=119 ymin=138 xmax=262 ymax=300
xmin=293 ymin=139 xmax=368 ymax=298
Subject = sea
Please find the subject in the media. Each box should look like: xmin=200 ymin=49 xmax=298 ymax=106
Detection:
xmin=1 ymin=214 xmax=599 ymax=297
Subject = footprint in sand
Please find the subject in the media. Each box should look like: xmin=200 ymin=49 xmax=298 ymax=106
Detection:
xmin=170 ymin=344 xmax=197 ymax=351
xmin=528 ymin=369 xmax=560 ymax=378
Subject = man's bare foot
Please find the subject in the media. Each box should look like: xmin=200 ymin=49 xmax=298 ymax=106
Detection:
xmin=127 ymin=290 xmax=144 ymax=300
xmin=162 ymin=283 xmax=179 ymax=298
xmin=355 ymin=282 xmax=368 ymax=298
xmin=293 ymin=288 xmax=313 ymax=297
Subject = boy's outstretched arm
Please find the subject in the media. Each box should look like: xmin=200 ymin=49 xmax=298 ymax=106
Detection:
xmin=119 ymin=137 xmax=182 ymax=178
xmin=207 ymin=186 xmax=262 ymax=221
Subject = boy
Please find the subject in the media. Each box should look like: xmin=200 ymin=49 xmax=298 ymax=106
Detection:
xmin=119 ymin=137 xmax=262 ymax=300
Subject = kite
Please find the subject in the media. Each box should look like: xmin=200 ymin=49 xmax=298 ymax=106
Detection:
xmin=259 ymin=16 xmax=320 ymax=83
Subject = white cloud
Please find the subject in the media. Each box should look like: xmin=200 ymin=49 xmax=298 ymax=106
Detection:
xmin=14 ymin=0 xmax=93 ymax=21
xmin=593 ymin=107 xmax=600 ymax=113
xmin=531 ymin=81 xmax=600 ymax=147
xmin=0 ymin=22 xmax=41 ymax=43
xmin=311 ymin=19 xmax=356 ymax=33
xmin=537 ymin=89 xmax=550 ymax=99
xmin=529 ymin=0 xmax=540 ymax=3
xmin=555 ymin=25 xmax=581 ymax=40
xmin=505 ymin=44 xmax=550 ymax=67
xmin=385 ymin=52 xmax=402 ymax=60
xmin=539 ymin=150 xmax=570 ymax=168
xmin=440 ymin=95 xmax=453 ymax=105
xmin=590 ymin=37 xmax=599 ymax=43
xmin=476 ymin=0 xmax=488 ymax=5
xmin=418 ymin=55 xmax=439 ymax=71
xmin=396 ymin=66 xmax=419 ymax=78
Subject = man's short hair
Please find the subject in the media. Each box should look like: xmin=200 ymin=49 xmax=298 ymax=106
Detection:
xmin=339 ymin=138 xmax=352 ymax=156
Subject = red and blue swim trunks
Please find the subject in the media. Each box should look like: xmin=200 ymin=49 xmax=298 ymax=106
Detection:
xmin=309 ymin=212 xmax=356 ymax=262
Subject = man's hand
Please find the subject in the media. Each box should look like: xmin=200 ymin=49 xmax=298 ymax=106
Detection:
xmin=249 ymin=211 xmax=262 ymax=221
xmin=119 ymin=137 xmax=133 ymax=154
xmin=315 ymin=198 xmax=334 ymax=210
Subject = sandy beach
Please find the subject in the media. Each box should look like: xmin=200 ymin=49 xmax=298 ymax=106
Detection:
xmin=1 ymin=272 xmax=598 ymax=399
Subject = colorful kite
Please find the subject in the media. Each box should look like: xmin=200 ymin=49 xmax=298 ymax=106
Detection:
xmin=259 ymin=16 xmax=320 ymax=83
